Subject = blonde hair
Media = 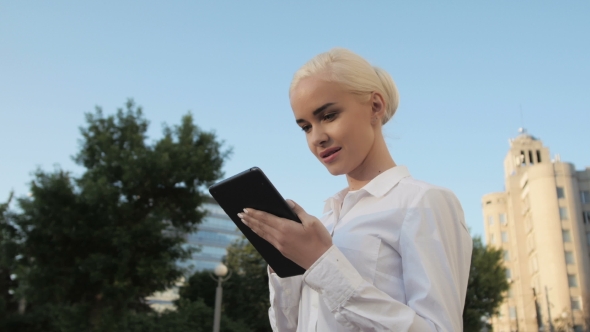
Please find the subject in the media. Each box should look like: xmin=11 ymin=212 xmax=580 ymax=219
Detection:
xmin=290 ymin=48 xmax=399 ymax=125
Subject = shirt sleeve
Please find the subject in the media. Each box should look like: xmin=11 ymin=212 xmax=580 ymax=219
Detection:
xmin=268 ymin=265 xmax=304 ymax=332
xmin=303 ymin=188 xmax=473 ymax=331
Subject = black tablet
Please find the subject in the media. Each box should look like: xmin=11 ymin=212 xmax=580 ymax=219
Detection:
xmin=208 ymin=167 xmax=306 ymax=278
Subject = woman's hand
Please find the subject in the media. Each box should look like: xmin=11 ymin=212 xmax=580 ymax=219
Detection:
xmin=238 ymin=200 xmax=332 ymax=270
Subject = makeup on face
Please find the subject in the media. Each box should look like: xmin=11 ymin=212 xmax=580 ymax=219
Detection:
xmin=319 ymin=146 xmax=342 ymax=163
xmin=290 ymin=77 xmax=377 ymax=176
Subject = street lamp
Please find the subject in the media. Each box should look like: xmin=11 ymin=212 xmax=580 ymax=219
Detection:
xmin=210 ymin=263 xmax=231 ymax=332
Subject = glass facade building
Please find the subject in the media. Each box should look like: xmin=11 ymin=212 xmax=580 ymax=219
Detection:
xmin=179 ymin=196 xmax=241 ymax=273
xmin=147 ymin=197 xmax=240 ymax=311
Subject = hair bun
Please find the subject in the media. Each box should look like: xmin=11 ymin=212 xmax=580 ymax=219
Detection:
xmin=373 ymin=66 xmax=399 ymax=125
xmin=290 ymin=48 xmax=400 ymax=125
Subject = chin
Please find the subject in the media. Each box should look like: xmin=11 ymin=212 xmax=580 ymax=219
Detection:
xmin=323 ymin=163 xmax=348 ymax=176
xmin=326 ymin=169 xmax=341 ymax=176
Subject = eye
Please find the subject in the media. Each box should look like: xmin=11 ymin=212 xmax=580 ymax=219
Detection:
xmin=323 ymin=112 xmax=337 ymax=121
xmin=300 ymin=124 xmax=311 ymax=133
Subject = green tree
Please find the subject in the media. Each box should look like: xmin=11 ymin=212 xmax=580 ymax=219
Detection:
xmin=0 ymin=192 xmax=19 ymax=318
xmin=96 ymin=299 xmax=250 ymax=332
xmin=179 ymin=238 xmax=271 ymax=332
xmin=155 ymin=299 xmax=251 ymax=332
xmin=4 ymin=100 xmax=230 ymax=331
xmin=463 ymin=236 xmax=510 ymax=331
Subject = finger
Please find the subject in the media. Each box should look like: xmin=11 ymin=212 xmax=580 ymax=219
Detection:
xmin=238 ymin=212 xmax=281 ymax=246
xmin=244 ymin=208 xmax=301 ymax=240
xmin=286 ymin=199 xmax=310 ymax=221
xmin=244 ymin=208 xmax=284 ymax=230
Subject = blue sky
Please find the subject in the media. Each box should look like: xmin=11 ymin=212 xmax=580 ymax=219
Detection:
xmin=1 ymin=1 xmax=589 ymax=239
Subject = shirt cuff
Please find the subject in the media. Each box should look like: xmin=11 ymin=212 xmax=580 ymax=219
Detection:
xmin=302 ymin=245 xmax=364 ymax=311
xmin=268 ymin=265 xmax=303 ymax=308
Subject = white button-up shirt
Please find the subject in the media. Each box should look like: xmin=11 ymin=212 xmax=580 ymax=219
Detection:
xmin=268 ymin=166 xmax=472 ymax=331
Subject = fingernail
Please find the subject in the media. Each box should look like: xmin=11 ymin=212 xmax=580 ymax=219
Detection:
xmin=237 ymin=213 xmax=243 ymax=218
xmin=240 ymin=218 xmax=247 ymax=224
xmin=243 ymin=208 xmax=249 ymax=214
xmin=287 ymin=200 xmax=295 ymax=209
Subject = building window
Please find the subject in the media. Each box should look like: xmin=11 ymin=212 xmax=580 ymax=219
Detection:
xmin=536 ymin=150 xmax=542 ymax=163
xmin=559 ymin=207 xmax=569 ymax=220
xmin=572 ymin=297 xmax=581 ymax=310
xmin=194 ymin=245 xmax=229 ymax=260
xmin=199 ymin=216 xmax=239 ymax=232
xmin=563 ymin=230 xmax=572 ymax=242
xmin=557 ymin=187 xmax=565 ymax=199
xmin=581 ymin=191 xmax=590 ymax=204
xmin=583 ymin=211 xmax=590 ymax=224
xmin=503 ymin=250 xmax=510 ymax=261
xmin=568 ymin=274 xmax=578 ymax=288
xmin=565 ymin=251 xmax=575 ymax=265
xmin=587 ymin=232 xmax=590 ymax=245
xmin=489 ymin=234 xmax=495 ymax=244
xmin=190 ymin=231 xmax=241 ymax=247
xmin=507 ymin=287 xmax=513 ymax=298
xmin=509 ymin=306 xmax=517 ymax=319
xmin=574 ymin=325 xmax=584 ymax=332
xmin=501 ymin=232 xmax=509 ymax=243
xmin=528 ymin=151 xmax=534 ymax=165
xmin=499 ymin=213 xmax=507 ymax=225
xmin=506 ymin=269 xmax=512 ymax=279
xmin=488 ymin=215 xmax=494 ymax=226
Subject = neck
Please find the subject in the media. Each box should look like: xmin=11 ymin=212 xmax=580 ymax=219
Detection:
xmin=345 ymin=133 xmax=396 ymax=191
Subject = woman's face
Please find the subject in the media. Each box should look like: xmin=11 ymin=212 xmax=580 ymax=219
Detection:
xmin=290 ymin=75 xmax=382 ymax=176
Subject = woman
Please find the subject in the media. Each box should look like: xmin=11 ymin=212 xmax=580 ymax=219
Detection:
xmin=238 ymin=48 xmax=472 ymax=331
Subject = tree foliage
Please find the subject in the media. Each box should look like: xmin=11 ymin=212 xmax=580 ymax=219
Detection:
xmin=1 ymin=100 xmax=230 ymax=331
xmin=95 ymin=299 xmax=250 ymax=332
xmin=179 ymin=238 xmax=271 ymax=332
xmin=0 ymin=192 xmax=20 ymax=320
xmin=463 ymin=236 xmax=510 ymax=331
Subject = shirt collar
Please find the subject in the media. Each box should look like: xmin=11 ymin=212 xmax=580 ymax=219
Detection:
xmin=361 ymin=165 xmax=411 ymax=198
xmin=322 ymin=165 xmax=411 ymax=213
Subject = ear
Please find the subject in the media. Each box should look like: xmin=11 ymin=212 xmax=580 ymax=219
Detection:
xmin=370 ymin=91 xmax=386 ymax=124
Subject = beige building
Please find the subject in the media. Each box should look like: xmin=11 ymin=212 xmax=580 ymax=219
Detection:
xmin=482 ymin=130 xmax=590 ymax=332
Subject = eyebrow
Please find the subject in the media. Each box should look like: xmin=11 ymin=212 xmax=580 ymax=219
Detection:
xmin=295 ymin=102 xmax=336 ymax=124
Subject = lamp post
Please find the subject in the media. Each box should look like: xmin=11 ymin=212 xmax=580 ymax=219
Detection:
xmin=210 ymin=263 xmax=231 ymax=332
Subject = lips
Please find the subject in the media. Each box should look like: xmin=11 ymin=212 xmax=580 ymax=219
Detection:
xmin=320 ymin=147 xmax=341 ymax=159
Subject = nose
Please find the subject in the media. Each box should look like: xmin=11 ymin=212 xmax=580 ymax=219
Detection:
xmin=310 ymin=126 xmax=329 ymax=147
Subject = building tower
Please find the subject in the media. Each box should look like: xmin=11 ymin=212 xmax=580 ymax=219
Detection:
xmin=147 ymin=196 xmax=241 ymax=311
xmin=180 ymin=195 xmax=242 ymax=273
xmin=482 ymin=129 xmax=590 ymax=332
